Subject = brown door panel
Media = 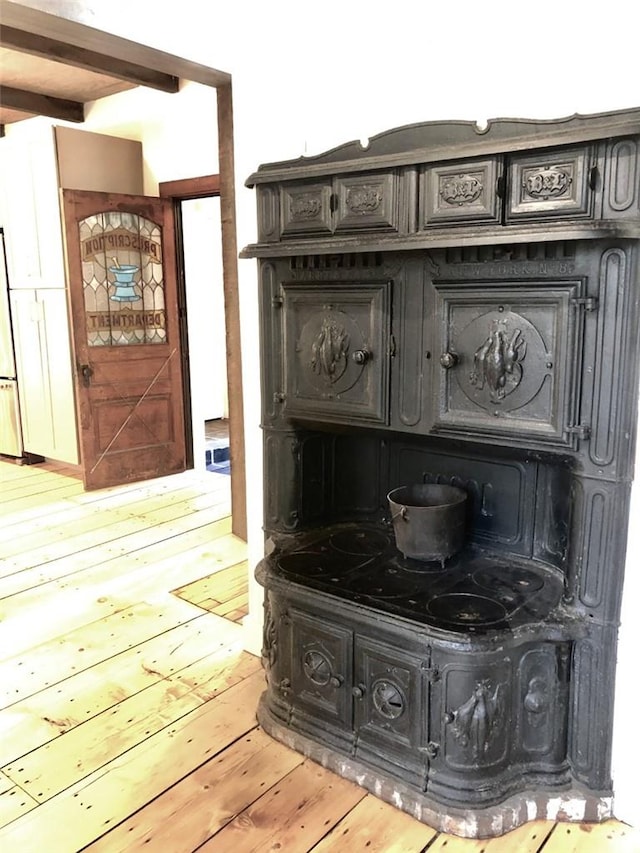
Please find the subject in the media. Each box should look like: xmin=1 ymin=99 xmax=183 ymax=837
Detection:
xmin=62 ymin=189 xmax=186 ymax=490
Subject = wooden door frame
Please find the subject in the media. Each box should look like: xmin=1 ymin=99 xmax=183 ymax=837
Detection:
xmin=160 ymin=143 xmax=247 ymax=539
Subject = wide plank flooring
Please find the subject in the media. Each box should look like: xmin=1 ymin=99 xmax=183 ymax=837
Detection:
xmin=0 ymin=458 xmax=637 ymax=852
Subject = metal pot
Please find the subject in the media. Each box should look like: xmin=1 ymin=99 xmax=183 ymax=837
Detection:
xmin=387 ymin=484 xmax=468 ymax=562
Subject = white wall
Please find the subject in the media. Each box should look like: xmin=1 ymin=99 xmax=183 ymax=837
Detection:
xmin=13 ymin=0 xmax=640 ymax=827
xmin=81 ymin=81 xmax=219 ymax=194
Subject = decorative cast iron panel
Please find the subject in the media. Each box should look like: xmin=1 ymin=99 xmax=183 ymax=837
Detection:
xmin=517 ymin=645 xmax=568 ymax=760
xmin=281 ymin=181 xmax=333 ymax=235
xmin=432 ymin=283 xmax=581 ymax=447
xmin=394 ymin=445 xmax=537 ymax=554
xmin=507 ymin=145 xmax=593 ymax=220
xmin=421 ymin=158 xmax=501 ymax=225
xmin=334 ymin=171 xmax=399 ymax=232
xmin=606 ymin=139 xmax=638 ymax=213
xmin=261 ymin=592 xmax=278 ymax=674
xmin=436 ymin=657 xmax=511 ymax=771
xmin=282 ymin=282 xmax=391 ymax=424
xmin=257 ymin=186 xmax=279 ymax=241
xmin=590 ymin=248 xmax=627 ymax=468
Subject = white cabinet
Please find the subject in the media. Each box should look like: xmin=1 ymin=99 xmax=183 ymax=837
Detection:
xmin=0 ymin=124 xmax=143 ymax=464
xmin=1 ymin=131 xmax=66 ymax=290
xmin=10 ymin=289 xmax=78 ymax=464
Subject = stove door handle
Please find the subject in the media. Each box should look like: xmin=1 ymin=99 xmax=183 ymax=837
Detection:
xmin=352 ymin=349 xmax=370 ymax=366
xmin=439 ymin=351 xmax=459 ymax=369
xmin=352 ymin=684 xmax=366 ymax=699
xmin=422 ymin=741 xmax=439 ymax=760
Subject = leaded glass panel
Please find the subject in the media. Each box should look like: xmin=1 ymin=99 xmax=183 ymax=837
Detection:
xmin=78 ymin=211 xmax=167 ymax=346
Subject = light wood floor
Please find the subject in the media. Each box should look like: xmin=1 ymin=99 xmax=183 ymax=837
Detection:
xmin=0 ymin=458 xmax=637 ymax=852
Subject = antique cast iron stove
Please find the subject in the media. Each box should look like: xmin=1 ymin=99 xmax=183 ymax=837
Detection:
xmin=242 ymin=109 xmax=640 ymax=837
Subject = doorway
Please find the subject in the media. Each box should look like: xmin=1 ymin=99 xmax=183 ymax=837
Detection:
xmin=181 ymin=196 xmax=230 ymax=477
xmin=160 ymin=174 xmax=246 ymax=539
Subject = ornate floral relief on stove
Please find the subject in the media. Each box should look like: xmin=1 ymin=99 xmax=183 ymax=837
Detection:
xmin=446 ymin=680 xmax=505 ymax=760
xmin=345 ymin=186 xmax=383 ymax=214
xmin=261 ymin=594 xmax=277 ymax=674
xmin=290 ymin=192 xmax=323 ymax=220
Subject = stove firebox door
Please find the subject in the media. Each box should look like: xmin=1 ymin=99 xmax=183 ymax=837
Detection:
xmin=432 ymin=283 xmax=582 ymax=448
xmin=281 ymin=282 xmax=391 ymax=425
xmin=352 ymin=636 xmax=428 ymax=787
xmin=289 ymin=607 xmax=353 ymax=729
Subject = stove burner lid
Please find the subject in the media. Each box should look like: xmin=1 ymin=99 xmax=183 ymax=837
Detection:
xmin=340 ymin=566 xmax=423 ymax=599
xmin=277 ymin=550 xmax=358 ymax=577
xmin=328 ymin=529 xmax=391 ymax=556
xmin=427 ymin=593 xmax=508 ymax=627
xmin=473 ymin=566 xmax=544 ymax=594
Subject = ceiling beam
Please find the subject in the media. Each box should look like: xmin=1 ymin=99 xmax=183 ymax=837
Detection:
xmin=0 ymin=2 xmax=232 ymax=88
xmin=0 ymin=25 xmax=180 ymax=93
xmin=0 ymin=84 xmax=85 ymax=122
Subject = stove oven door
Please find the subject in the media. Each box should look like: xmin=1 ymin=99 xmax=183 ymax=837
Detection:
xmin=281 ymin=281 xmax=392 ymax=426
xmin=431 ymin=281 xmax=583 ymax=449
xmin=427 ymin=651 xmax=513 ymax=805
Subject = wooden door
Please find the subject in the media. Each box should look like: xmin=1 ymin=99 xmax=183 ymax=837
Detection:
xmin=62 ymin=189 xmax=186 ymax=490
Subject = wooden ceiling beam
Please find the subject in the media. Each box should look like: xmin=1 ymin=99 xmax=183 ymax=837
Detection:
xmin=0 ymin=84 xmax=85 ymax=122
xmin=0 ymin=1 xmax=231 ymax=88
xmin=159 ymin=174 xmax=221 ymax=199
xmin=0 ymin=25 xmax=180 ymax=93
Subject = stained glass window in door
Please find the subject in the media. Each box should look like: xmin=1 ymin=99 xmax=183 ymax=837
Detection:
xmin=78 ymin=211 xmax=167 ymax=346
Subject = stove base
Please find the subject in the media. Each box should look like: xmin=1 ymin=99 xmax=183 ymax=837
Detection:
xmin=258 ymin=693 xmax=613 ymax=839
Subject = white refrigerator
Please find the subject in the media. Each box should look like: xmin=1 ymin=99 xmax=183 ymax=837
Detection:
xmin=0 ymin=228 xmax=23 ymax=458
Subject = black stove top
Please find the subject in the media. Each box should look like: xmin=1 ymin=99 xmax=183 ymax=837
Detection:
xmin=270 ymin=525 xmax=563 ymax=633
